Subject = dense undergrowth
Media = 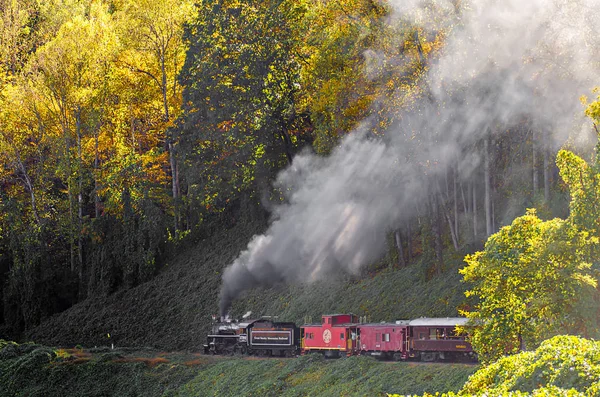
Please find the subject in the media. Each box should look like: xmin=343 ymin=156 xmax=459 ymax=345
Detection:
xmin=5 ymin=336 xmax=600 ymax=396
xmin=389 ymin=335 xmax=600 ymax=397
xmin=230 ymin=251 xmax=467 ymax=325
xmin=26 ymin=205 xmax=467 ymax=350
xmin=0 ymin=340 xmax=475 ymax=397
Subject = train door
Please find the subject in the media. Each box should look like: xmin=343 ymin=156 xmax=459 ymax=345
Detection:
xmin=348 ymin=328 xmax=358 ymax=353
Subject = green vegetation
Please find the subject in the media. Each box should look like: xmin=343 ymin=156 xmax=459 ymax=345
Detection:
xmin=25 ymin=212 xmax=466 ymax=350
xmin=389 ymin=335 xmax=600 ymax=397
xmin=232 ymin=253 xmax=468 ymax=325
xmin=2 ymin=0 xmax=600 ymax=395
xmin=0 ymin=340 xmax=475 ymax=397
xmin=460 ymin=145 xmax=600 ymax=364
xmin=176 ymin=354 xmax=475 ymax=397
xmin=0 ymin=0 xmax=446 ymax=341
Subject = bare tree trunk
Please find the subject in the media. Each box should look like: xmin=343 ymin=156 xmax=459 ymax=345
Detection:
xmin=406 ymin=220 xmax=412 ymax=261
xmin=544 ymin=135 xmax=550 ymax=203
xmin=453 ymin=165 xmax=459 ymax=245
xmin=445 ymin=169 xmax=450 ymax=199
xmin=443 ymin=204 xmax=459 ymax=251
xmin=414 ymin=30 xmax=425 ymax=64
xmin=161 ymin=54 xmax=180 ymax=231
xmin=492 ymin=187 xmax=496 ymax=232
xmin=472 ymin=181 xmax=477 ymax=239
xmin=76 ymin=110 xmax=84 ymax=297
xmin=395 ymin=230 xmax=406 ymax=267
xmin=485 ymin=137 xmax=492 ymax=237
xmin=15 ymin=156 xmax=40 ymax=225
xmin=532 ymin=129 xmax=539 ymax=193
xmin=432 ymin=194 xmax=444 ymax=275
xmin=94 ymin=128 xmax=100 ymax=219
xmin=61 ymin=116 xmax=75 ymax=273
xmin=460 ymin=182 xmax=468 ymax=215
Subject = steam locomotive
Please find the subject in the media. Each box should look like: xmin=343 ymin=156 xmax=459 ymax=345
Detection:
xmin=204 ymin=313 xmax=476 ymax=362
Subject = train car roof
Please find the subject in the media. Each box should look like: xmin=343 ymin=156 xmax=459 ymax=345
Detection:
xmin=359 ymin=322 xmax=408 ymax=327
xmin=408 ymin=317 xmax=470 ymax=327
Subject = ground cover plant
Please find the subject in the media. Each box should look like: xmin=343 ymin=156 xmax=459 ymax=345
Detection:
xmin=0 ymin=340 xmax=475 ymax=397
xmin=388 ymin=335 xmax=600 ymax=397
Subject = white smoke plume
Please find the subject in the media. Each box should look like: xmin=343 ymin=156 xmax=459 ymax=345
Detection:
xmin=219 ymin=0 xmax=600 ymax=315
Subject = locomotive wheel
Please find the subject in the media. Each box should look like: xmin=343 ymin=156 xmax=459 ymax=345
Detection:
xmin=393 ymin=352 xmax=403 ymax=361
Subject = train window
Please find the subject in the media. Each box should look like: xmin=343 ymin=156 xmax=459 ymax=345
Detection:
xmin=429 ymin=328 xmax=437 ymax=340
xmin=419 ymin=332 xmax=426 ymax=340
xmin=340 ymin=333 xmax=344 ymax=340
xmin=376 ymin=333 xmax=380 ymax=342
xmin=384 ymin=334 xmax=390 ymax=342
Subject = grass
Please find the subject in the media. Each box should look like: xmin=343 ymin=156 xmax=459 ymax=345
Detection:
xmin=0 ymin=340 xmax=476 ymax=397
xmin=230 ymin=250 xmax=469 ymax=326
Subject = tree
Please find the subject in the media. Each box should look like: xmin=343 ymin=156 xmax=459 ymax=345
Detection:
xmin=177 ymin=0 xmax=309 ymax=222
xmin=115 ymin=0 xmax=194 ymax=231
xmin=29 ymin=4 xmax=119 ymax=286
xmin=461 ymin=209 xmax=597 ymax=364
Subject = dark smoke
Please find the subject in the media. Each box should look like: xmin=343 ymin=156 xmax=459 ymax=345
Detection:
xmin=219 ymin=0 xmax=600 ymax=315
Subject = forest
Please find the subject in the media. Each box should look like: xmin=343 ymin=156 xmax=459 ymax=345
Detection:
xmin=1 ymin=0 xmax=600 ymax=371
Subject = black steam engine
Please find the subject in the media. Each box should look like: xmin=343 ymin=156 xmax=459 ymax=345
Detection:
xmin=204 ymin=316 xmax=299 ymax=357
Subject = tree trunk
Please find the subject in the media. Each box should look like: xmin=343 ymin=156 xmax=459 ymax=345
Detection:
xmin=94 ymin=127 xmax=100 ymax=219
xmin=484 ymin=137 xmax=492 ymax=237
xmin=161 ymin=54 xmax=180 ymax=231
xmin=432 ymin=195 xmax=444 ymax=275
xmin=61 ymin=116 xmax=75 ymax=274
xmin=414 ymin=30 xmax=425 ymax=65
xmin=544 ymin=136 xmax=550 ymax=203
xmin=443 ymin=203 xmax=459 ymax=251
xmin=406 ymin=220 xmax=413 ymax=261
xmin=453 ymin=165 xmax=459 ymax=245
xmin=395 ymin=230 xmax=406 ymax=268
xmin=76 ymin=110 xmax=84 ymax=298
xmin=279 ymin=128 xmax=294 ymax=165
xmin=16 ymin=157 xmax=40 ymax=225
xmin=460 ymin=182 xmax=468 ymax=215
xmin=472 ymin=181 xmax=477 ymax=239
xmin=532 ymin=129 xmax=539 ymax=194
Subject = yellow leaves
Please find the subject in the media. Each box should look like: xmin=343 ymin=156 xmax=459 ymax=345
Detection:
xmin=461 ymin=203 xmax=600 ymax=363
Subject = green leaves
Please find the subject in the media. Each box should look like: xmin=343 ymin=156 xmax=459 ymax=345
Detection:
xmin=177 ymin=0 xmax=308 ymax=212
xmin=462 ymin=148 xmax=600 ymax=364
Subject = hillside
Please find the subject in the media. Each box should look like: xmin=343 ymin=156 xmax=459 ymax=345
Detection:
xmin=26 ymin=205 xmax=466 ymax=351
xmin=0 ymin=341 xmax=476 ymax=397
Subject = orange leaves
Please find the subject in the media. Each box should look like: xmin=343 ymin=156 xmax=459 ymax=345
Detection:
xmin=217 ymin=120 xmax=235 ymax=132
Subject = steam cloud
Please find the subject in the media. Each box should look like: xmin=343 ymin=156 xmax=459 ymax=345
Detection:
xmin=219 ymin=0 xmax=600 ymax=315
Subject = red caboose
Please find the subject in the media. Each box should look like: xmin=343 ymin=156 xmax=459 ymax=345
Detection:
xmin=357 ymin=321 xmax=409 ymax=360
xmin=300 ymin=314 xmax=359 ymax=357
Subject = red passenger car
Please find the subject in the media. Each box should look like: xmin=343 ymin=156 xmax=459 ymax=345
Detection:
xmin=357 ymin=321 xmax=409 ymax=360
xmin=408 ymin=318 xmax=475 ymax=361
xmin=300 ymin=314 xmax=359 ymax=357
